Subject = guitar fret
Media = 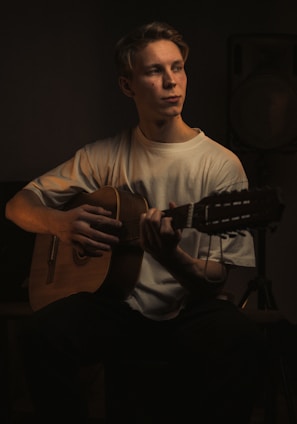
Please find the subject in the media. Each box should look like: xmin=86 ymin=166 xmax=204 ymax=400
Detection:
xmin=186 ymin=203 xmax=194 ymax=228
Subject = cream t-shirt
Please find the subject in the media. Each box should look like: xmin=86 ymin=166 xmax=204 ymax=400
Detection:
xmin=25 ymin=127 xmax=255 ymax=320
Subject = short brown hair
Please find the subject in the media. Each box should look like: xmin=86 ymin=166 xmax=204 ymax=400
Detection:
xmin=115 ymin=21 xmax=189 ymax=78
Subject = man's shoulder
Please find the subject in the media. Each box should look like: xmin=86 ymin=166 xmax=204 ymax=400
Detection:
xmin=83 ymin=128 xmax=133 ymax=156
xmin=199 ymin=132 xmax=240 ymax=160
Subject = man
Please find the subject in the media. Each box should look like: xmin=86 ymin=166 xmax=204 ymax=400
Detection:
xmin=6 ymin=21 xmax=265 ymax=423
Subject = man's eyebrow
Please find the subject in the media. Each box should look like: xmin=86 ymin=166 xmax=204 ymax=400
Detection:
xmin=145 ymin=59 xmax=184 ymax=68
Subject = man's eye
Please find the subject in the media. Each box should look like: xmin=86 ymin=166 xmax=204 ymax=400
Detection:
xmin=173 ymin=65 xmax=183 ymax=72
xmin=147 ymin=68 xmax=160 ymax=75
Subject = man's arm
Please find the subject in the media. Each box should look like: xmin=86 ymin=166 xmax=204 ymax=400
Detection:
xmin=6 ymin=189 xmax=64 ymax=235
xmin=139 ymin=205 xmax=228 ymax=297
xmin=5 ymin=189 xmax=122 ymax=257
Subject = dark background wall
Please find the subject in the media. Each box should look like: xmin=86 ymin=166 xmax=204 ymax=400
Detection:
xmin=1 ymin=0 xmax=297 ymax=322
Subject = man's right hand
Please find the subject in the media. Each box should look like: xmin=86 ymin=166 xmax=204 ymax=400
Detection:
xmin=59 ymin=204 xmax=122 ymax=257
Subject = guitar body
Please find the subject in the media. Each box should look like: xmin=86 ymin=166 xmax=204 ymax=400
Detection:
xmin=29 ymin=186 xmax=148 ymax=311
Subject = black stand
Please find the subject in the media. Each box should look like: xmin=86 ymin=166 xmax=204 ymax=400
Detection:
xmin=238 ymin=227 xmax=277 ymax=310
xmin=238 ymin=228 xmax=297 ymax=424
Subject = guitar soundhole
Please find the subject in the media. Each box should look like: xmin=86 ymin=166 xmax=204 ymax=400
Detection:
xmin=72 ymin=249 xmax=90 ymax=266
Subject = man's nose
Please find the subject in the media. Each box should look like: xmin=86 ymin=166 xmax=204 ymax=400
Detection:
xmin=163 ymin=72 xmax=177 ymax=88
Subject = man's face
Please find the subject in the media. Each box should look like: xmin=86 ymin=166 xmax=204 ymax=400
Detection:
xmin=128 ymin=39 xmax=187 ymax=121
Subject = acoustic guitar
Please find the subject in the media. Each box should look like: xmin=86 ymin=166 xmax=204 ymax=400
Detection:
xmin=28 ymin=185 xmax=283 ymax=311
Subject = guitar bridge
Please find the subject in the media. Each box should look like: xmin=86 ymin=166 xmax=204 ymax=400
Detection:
xmin=46 ymin=235 xmax=59 ymax=284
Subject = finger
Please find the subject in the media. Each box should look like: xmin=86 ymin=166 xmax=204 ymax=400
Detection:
xmin=160 ymin=216 xmax=174 ymax=233
xmin=73 ymin=243 xmax=106 ymax=258
xmin=82 ymin=204 xmax=113 ymax=216
xmin=83 ymin=212 xmax=122 ymax=232
xmin=73 ymin=236 xmax=113 ymax=256
xmin=169 ymin=201 xmax=177 ymax=209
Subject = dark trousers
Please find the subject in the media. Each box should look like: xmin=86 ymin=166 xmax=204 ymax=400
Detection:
xmin=18 ymin=292 xmax=268 ymax=424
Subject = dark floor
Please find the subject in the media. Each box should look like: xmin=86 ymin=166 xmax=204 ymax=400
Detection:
xmin=3 ymin=362 xmax=297 ymax=424
xmin=1 ymin=307 xmax=297 ymax=424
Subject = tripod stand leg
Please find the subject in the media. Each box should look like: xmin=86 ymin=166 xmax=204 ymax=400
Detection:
xmin=279 ymin=356 xmax=297 ymax=424
xmin=238 ymin=276 xmax=278 ymax=310
xmin=238 ymin=278 xmax=259 ymax=308
xmin=257 ymin=278 xmax=278 ymax=310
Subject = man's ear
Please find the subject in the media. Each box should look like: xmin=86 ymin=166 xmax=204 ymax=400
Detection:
xmin=118 ymin=77 xmax=135 ymax=97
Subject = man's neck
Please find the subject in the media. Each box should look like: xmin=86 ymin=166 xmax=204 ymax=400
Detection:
xmin=138 ymin=118 xmax=199 ymax=143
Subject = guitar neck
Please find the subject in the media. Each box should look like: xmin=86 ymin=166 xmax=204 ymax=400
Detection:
xmin=163 ymin=204 xmax=194 ymax=230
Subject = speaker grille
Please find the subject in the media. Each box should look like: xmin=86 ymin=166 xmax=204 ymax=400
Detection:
xmin=228 ymin=34 xmax=297 ymax=151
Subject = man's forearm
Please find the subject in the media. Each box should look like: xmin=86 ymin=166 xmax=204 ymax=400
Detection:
xmin=159 ymin=245 xmax=228 ymax=296
xmin=5 ymin=189 xmax=58 ymax=234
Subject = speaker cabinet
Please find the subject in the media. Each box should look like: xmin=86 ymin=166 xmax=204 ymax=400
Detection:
xmin=228 ymin=34 xmax=297 ymax=151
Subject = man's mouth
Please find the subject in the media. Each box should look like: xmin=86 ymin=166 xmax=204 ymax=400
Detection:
xmin=163 ymin=96 xmax=180 ymax=103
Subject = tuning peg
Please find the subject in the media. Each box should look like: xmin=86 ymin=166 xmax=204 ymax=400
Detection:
xmin=237 ymin=231 xmax=246 ymax=237
xmin=218 ymin=230 xmax=246 ymax=239
xmin=218 ymin=232 xmax=237 ymax=239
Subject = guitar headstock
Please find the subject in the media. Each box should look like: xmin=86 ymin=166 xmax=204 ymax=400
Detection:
xmin=192 ymin=186 xmax=284 ymax=236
